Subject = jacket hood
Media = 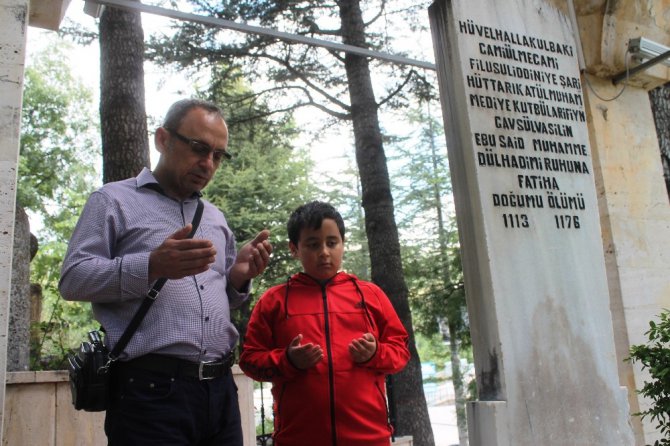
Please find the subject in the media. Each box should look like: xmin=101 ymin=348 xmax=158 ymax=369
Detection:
xmin=289 ymin=271 xmax=356 ymax=287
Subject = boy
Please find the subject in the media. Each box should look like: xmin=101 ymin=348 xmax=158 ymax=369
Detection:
xmin=239 ymin=201 xmax=410 ymax=446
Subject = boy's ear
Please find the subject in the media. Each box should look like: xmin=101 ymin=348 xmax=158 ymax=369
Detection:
xmin=288 ymin=241 xmax=298 ymax=258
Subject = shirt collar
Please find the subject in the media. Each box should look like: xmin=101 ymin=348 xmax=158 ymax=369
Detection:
xmin=135 ymin=167 xmax=202 ymax=200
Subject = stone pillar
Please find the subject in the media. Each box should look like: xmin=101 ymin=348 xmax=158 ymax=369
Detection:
xmin=9 ymin=205 xmax=30 ymax=371
xmin=584 ymin=75 xmax=670 ymax=446
xmin=428 ymin=0 xmax=635 ymax=444
xmin=0 ymin=0 xmax=29 ymax=440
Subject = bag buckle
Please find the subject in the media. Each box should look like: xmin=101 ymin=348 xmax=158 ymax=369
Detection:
xmin=198 ymin=360 xmax=218 ymax=380
xmin=147 ymin=288 xmax=160 ymax=300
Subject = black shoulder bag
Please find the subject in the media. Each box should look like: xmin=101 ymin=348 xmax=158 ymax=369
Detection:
xmin=67 ymin=199 xmax=204 ymax=412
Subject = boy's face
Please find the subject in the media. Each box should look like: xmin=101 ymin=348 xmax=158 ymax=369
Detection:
xmin=290 ymin=218 xmax=344 ymax=281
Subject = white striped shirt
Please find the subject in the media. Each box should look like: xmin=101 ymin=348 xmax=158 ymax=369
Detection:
xmin=59 ymin=168 xmax=247 ymax=362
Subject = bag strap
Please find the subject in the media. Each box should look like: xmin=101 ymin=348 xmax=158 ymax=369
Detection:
xmin=109 ymin=198 xmax=205 ymax=360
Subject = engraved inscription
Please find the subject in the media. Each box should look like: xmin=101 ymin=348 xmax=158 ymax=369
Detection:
xmin=459 ymin=18 xmax=589 ymax=231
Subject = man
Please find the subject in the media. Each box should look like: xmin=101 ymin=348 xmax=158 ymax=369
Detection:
xmin=59 ymin=98 xmax=272 ymax=445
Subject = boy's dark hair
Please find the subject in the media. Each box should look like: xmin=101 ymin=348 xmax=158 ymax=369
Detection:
xmin=287 ymin=201 xmax=346 ymax=245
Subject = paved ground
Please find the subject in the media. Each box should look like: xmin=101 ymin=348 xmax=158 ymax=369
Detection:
xmin=429 ymin=403 xmax=461 ymax=446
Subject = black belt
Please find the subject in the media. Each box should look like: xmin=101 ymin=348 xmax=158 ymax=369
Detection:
xmin=118 ymin=353 xmax=235 ymax=380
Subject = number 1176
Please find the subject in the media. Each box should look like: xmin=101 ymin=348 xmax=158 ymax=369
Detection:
xmin=555 ymin=215 xmax=580 ymax=229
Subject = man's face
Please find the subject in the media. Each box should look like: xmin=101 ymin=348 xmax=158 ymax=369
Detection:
xmin=290 ymin=218 xmax=344 ymax=281
xmin=155 ymin=107 xmax=229 ymax=200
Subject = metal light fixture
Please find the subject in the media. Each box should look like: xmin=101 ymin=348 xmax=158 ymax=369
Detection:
xmin=629 ymin=37 xmax=670 ymax=68
xmin=84 ymin=1 xmax=104 ymax=18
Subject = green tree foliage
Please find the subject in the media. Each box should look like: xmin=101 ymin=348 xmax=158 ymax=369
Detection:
xmin=628 ymin=310 xmax=670 ymax=445
xmin=389 ymin=102 xmax=472 ymax=444
xmin=19 ymin=40 xmax=102 ymax=369
xmin=390 ymin=103 xmax=468 ymax=345
xmin=402 ymin=244 xmax=465 ymax=340
xmin=146 ymin=0 xmax=434 ymax=120
xmin=29 ymin=166 xmax=102 ymax=370
xmin=19 ymin=43 xmax=99 ymax=222
xmin=415 ymin=332 xmax=451 ymax=371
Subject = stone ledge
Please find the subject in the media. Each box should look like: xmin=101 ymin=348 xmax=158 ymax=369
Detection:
xmin=6 ymin=366 xmax=246 ymax=384
xmin=6 ymin=370 xmax=69 ymax=384
xmin=28 ymin=0 xmax=71 ymax=31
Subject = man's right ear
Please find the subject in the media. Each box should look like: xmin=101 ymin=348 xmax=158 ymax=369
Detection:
xmin=154 ymin=127 xmax=170 ymax=154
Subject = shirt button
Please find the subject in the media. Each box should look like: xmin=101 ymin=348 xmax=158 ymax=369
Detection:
xmin=203 ymin=350 xmax=207 ymax=354
xmin=200 ymin=285 xmax=205 ymax=290
xmin=205 ymin=317 xmax=210 ymax=322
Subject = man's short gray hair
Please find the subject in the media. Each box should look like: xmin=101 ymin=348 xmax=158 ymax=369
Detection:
xmin=162 ymin=98 xmax=224 ymax=131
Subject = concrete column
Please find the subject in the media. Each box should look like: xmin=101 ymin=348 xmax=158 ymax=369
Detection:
xmin=585 ymin=75 xmax=670 ymax=446
xmin=9 ymin=205 xmax=31 ymax=371
xmin=0 ymin=0 xmax=28 ymax=440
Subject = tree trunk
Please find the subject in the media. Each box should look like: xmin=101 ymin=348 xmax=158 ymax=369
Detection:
xmin=338 ymin=1 xmax=435 ymax=445
xmin=99 ymin=3 xmax=150 ymax=184
xmin=649 ymin=81 xmax=670 ymax=200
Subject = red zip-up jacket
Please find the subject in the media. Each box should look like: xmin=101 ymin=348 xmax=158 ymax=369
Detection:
xmin=239 ymin=271 xmax=410 ymax=446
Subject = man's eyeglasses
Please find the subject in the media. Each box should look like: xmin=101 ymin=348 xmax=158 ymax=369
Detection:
xmin=169 ymin=130 xmax=232 ymax=162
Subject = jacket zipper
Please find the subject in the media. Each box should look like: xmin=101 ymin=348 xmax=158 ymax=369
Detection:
xmin=321 ymin=283 xmax=338 ymax=446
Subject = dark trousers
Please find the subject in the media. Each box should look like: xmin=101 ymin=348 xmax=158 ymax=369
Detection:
xmin=105 ymin=362 xmax=243 ymax=446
